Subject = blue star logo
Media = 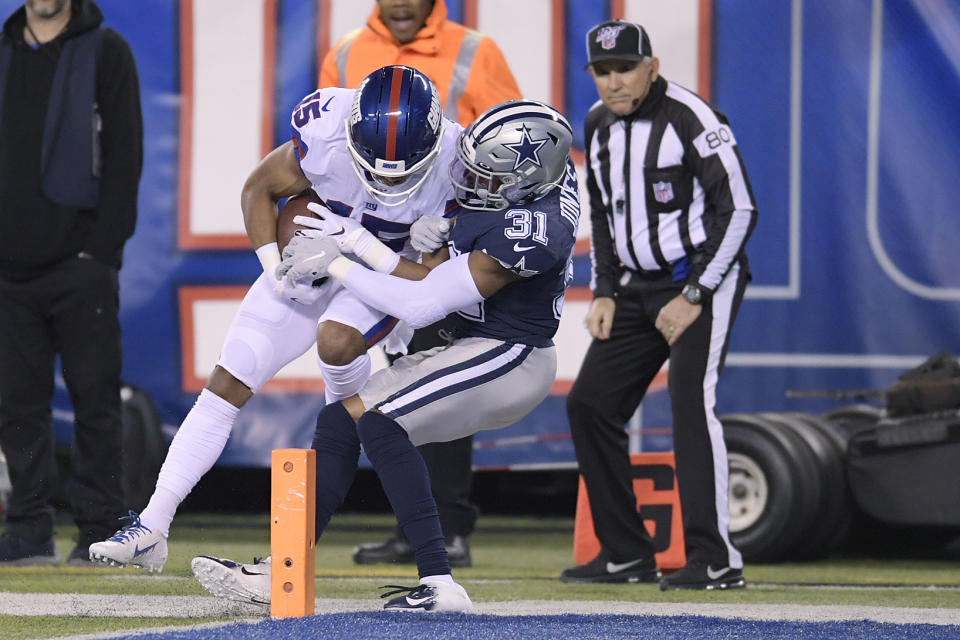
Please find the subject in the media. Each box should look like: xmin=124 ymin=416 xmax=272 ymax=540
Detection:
xmin=504 ymin=126 xmax=547 ymax=171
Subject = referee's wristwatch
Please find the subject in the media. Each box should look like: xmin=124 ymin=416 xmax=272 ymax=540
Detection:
xmin=681 ymin=283 xmax=704 ymax=305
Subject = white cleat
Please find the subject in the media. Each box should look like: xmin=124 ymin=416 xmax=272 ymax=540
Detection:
xmin=381 ymin=576 xmax=474 ymax=613
xmin=88 ymin=511 xmax=168 ymax=572
xmin=191 ymin=555 xmax=272 ymax=605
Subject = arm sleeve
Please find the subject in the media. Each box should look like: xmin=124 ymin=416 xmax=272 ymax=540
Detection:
xmin=458 ymin=37 xmax=523 ymax=125
xmin=333 ymin=253 xmax=483 ymax=329
xmin=683 ymin=111 xmax=758 ymax=291
xmin=584 ymin=114 xmax=622 ymax=299
xmin=85 ymin=30 xmax=142 ymax=267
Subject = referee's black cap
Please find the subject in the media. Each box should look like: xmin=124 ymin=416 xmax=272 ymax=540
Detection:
xmin=585 ymin=21 xmax=652 ymax=69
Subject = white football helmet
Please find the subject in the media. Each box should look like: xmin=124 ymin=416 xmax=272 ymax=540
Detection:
xmin=450 ymin=100 xmax=574 ymax=211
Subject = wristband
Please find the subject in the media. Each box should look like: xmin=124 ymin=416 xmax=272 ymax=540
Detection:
xmin=328 ymin=255 xmax=356 ymax=281
xmin=255 ymin=242 xmax=281 ymax=275
xmin=354 ymin=239 xmax=400 ymax=274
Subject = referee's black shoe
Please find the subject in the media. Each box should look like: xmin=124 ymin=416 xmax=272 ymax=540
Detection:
xmin=560 ymin=550 xmax=660 ymax=583
xmin=352 ymin=536 xmax=413 ymax=565
xmin=659 ymin=563 xmax=746 ymax=590
xmin=352 ymin=535 xmax=472 ymax=568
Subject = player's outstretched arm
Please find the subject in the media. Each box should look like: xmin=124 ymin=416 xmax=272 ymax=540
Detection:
xmin=278 ymin=237 xmax=518 ymax=329
xmin=333 ymin=250 xmax=519 ymax=328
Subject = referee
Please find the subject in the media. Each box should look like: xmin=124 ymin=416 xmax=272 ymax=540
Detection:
xmin=562 ymin=21 xmax=757 ymax=590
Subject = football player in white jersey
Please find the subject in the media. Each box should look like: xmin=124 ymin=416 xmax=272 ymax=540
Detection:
xmin=191 ymin=100 xmax=580 ymax=613
xmin=88 ymin=66 xmax=462 ymax=572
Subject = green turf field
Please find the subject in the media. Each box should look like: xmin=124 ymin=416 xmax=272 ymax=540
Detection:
xmin=2 ymin=512 xmax=959 ymax=639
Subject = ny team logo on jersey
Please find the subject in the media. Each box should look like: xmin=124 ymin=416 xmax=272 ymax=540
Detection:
xmin=596 ymin=25 xmax=627 ymax=50
xmin=653 ymin=181 xmax=674 ymax=203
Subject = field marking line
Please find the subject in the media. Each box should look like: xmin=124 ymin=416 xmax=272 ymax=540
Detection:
xmin=750 ymin=583 xmax=960 ymax=592
xmin=3 ymin=593 xmax=960 ymax=626
xmin=481 ymin=600 xmax=960 ymax=626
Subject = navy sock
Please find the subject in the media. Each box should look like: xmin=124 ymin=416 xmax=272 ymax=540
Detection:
xmin=356 ymin=411 xmax=450 ymax=578
xmin=311 ymin=401 xmax=360 ymax=538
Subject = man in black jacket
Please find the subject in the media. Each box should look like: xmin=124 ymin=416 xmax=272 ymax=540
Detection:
xmin=561 ymin=21 xmax=756 ymax=590
xmin=0 ymin=0 xmax=142 ymax=566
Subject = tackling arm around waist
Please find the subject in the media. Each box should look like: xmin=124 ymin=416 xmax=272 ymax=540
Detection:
xmin=328 ymin=253 xmax=483 ymax=329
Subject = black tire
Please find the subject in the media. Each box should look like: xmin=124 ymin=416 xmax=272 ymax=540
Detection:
xmin=789 ymin=411 xmax=849 ymax=455
xmin=785 ymin=412 xmax=854 ymax=554
xmin=721 ymin=413 xmax=819 ymax=563
xmin=120 ymin=384 xmax=167 ymax=509
xmin=764 ymin=412 xmax=851 ymax=559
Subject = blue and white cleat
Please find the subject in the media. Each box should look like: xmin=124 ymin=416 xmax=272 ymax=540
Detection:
xmin=381 ymin=576 xmax=474 ymax=613
xmin=191 ymin=555 xmax=272 ymax=605
xmin=88 ymin=510 xmax=168 ymax=572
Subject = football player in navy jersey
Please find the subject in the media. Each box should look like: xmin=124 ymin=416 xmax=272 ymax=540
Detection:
xmin=195 ymin=100 xmax=579 ymax=613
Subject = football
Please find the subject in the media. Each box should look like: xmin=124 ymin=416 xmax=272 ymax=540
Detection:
xmin=277 ymin=189 xmax=325 ymax=252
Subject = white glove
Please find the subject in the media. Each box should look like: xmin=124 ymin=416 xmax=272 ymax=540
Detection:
xmin=296 ymin=202 xmax=375 ymax=255
xmin=294 ymin=206 xmax=398 ymax=274
xmin=278 ymin=235 xmax=343 ymax=286
xmin=410 ymin=215 xmax=451 ymax=253
xmin=275 ymin=275 xmax=330 ymax=305
xmin=259 ymin=242 xmax=322 ymax=304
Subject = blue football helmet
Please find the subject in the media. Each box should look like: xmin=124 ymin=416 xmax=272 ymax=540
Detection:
xmin=346 ymin=65 xmax=444 ymax=206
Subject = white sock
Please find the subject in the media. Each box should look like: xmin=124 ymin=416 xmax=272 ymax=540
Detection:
xmin=139 ymin=389 xmax=239 ymax=535
xmin=138 ymin=488 xmax=178 ymax=538
xmin=319 ymin=353 xmax=371 ymax=404
xmin=421 ymin=574 xmax=455 ymax=587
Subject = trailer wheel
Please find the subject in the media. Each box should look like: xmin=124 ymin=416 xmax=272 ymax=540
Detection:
xmin=767 ymin=412 xmax=852 ymax=559
xmin=727 ymin=451 xmax=769 ymax=532
xmin=722 ymin=414 xmax=816 ymax=562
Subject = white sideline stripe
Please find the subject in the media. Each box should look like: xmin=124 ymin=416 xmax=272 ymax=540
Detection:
xmin=750 ymin=583 xmax=960 ymax=592
xmin=485 ymin=601 xmax=960 ymax=626
xmin=0 ymin=592 xmax=272 ymax=618
xmin=95 ymin=575 xmax=960 ymax=590
xmin=4 ymin=593 xmax=959 ymax=627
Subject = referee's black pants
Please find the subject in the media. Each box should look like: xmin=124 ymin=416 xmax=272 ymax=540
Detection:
xmin=567 ymin=263 xmax=748 ymax=568
xmin=0 ymin=256 xmax=125 ymax=545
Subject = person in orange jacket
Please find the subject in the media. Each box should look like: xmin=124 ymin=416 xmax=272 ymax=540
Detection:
xmin=320 ymin=0 xmax=522 ymax=569
xmin=320 ymin=0 xmax=520 ymax=128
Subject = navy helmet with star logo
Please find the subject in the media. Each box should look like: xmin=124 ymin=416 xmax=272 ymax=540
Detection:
xmin=450 ymin=100 xmax=574 ymax=211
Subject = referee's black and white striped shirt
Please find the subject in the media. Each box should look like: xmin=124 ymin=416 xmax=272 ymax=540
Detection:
xmin=585 ymin=76 xmax=758 ymax=300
